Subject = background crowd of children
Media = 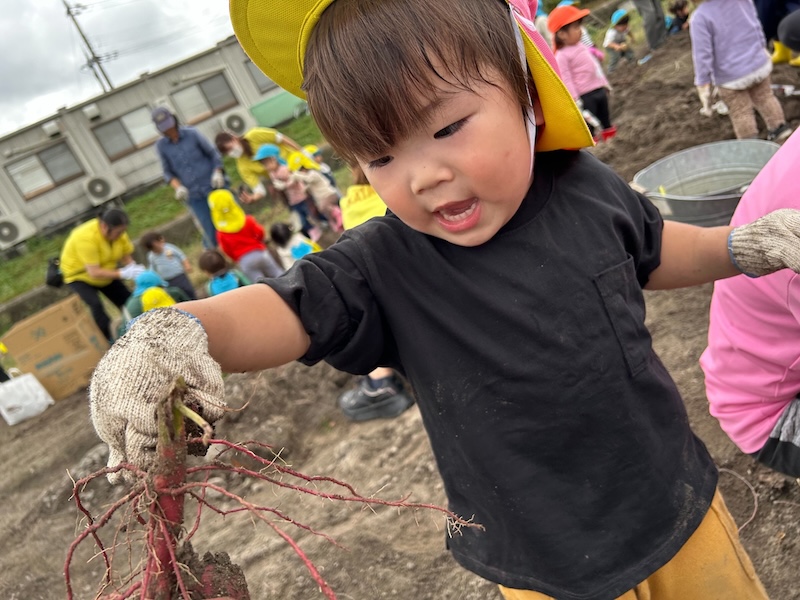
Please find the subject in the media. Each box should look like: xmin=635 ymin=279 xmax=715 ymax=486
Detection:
xmin=539 ymin=0 xmax=796 ymax=144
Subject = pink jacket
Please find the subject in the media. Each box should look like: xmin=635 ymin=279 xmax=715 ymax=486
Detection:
xmin=270 ymin=165 xmax=308 ymax=206
xmin=700 ymin=131 xmax=800 ymax=453
xmin=554 ymin=44 xmax=609 ymax=99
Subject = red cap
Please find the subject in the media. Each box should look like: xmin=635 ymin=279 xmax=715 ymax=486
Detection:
xmin=547 ymin=6 xmax=591 ymax=34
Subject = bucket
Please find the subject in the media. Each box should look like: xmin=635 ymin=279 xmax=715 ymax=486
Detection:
xmin=631 ymin=140 xmax=780 ymax=226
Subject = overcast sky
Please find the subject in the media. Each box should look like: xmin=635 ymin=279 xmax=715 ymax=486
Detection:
xmin=0 ymin=0 xmax=235 ymax=136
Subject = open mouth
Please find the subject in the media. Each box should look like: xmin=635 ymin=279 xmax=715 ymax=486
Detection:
xmin=435 ymin=199 xmax=481 ymax=232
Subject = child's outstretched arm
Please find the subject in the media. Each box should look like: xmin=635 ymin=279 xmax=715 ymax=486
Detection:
xmin=647 ymin=211 xmax=800 ymax=289
xmin=89 ymin=284 xmax=310 ymax=482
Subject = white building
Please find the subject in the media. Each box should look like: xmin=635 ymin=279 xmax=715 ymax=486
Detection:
xmin=0 ymin=35 xmax=303 ymax=250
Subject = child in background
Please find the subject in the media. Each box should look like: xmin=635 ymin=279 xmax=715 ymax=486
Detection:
xmin=118 ymin=270 xmax=190 ymax=336
xmin=701 ymin=129 xmax=800 ymax=480
xmin=603 ymin=9 xmax=637 ymax=73
xmin=549 ymin=5 xmax=617 ymax=141
xmin=690 ymin=0 xmax=793 ymax=141
xmin=140 ymin=231 xmax=196 ymax=300
xmin=304 ymin=144 xmax=339 ymax=189
xmin=207 ymin=189 xmax=284 ymax=283
xmin=198 ymin=248 xmax=251 ymax=296
xmin=668 ymin=0 xmax=691 ymax=34
xmin=555 ymin=0 xmax=605 ymax=62
xmin=287 ymin=151 xmax=343 ymax=231
xmin=92 ymin=0 xmax=800 ymax=596
xmin=269 ymin=222 xmax=321 ymax=270
xmin=336 ymin=164 xmax=414 ymax=421
xmin=253 ymin=143 xmax=319 ymax=240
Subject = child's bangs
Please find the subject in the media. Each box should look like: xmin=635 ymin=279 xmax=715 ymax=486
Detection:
xmin=303 ymin=0 xmax=527 ymax=164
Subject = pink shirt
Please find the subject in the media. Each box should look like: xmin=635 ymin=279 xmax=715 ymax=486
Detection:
xmin=554 ymin=43 xmax=609 ymax=99
xmin=700 ymin=131 xmax=800 ymax=453
xmin=270 ymin=165 xmax=308 ymax=206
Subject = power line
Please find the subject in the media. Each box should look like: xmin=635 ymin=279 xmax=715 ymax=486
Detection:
xmin=62 ymin=0 xmax=115 ymax=90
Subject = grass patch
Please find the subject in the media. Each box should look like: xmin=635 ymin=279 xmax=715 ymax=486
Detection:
xmin=277 ymin=114 xmax=324 ymax=147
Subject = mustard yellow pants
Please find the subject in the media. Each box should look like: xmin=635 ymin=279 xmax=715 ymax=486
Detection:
xmin=499 ymin=489 xmax=768 ymax=600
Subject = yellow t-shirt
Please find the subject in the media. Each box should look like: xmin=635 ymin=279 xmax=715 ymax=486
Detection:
xmin=60 ymin=218 xmax=135 ymax=286
xmin=237 ymin=128 xmax=297 ymax=189
xmin=340 ymin=185 xmax=388 ymax=230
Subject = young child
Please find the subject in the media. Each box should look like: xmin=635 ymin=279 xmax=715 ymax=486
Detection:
xmin=253 ymin=143 xmax=319 ymax=240
xmin=269 ymin=222 xmax=322 ymax=270
xmin=603 ymin=9 xmax=637 ymax=73
xmin=335 ymin=164 xmax=415 ymax=421
xmin=701 ymin=128 xmax=800 ymax=479
xmin=91 ymin=0 xmax=800 ymax=597
xmin=549 ymin=5 xmax=617 ymax=141
xmin=140 ymin=231 xmax=196 ymax=300
xmin=668 ymin=0 xmax=691 ymax=34
xmin=197 ymin=248 xmax=251 ymax=296
xmin=555 ymin=0 xmax=605 ymax=62
xmin=304 ymin=144 xmax=339 ymax=189
xmin=207 ymin=189 xmax=284 ymax=283
xmin=690 ymin=0 xmax=793 ymax=141
xmin=287 ymin=151 xmax=343 ymax=231
xmin=118 ymin=270 xmax=190 ymax=337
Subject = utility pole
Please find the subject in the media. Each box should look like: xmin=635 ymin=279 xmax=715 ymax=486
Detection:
xmin=62 ymin=0 xmax=115 ymax=91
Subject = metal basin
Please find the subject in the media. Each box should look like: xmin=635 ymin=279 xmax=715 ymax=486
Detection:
xmin=631 ymin=140 xmax=780 ymax=226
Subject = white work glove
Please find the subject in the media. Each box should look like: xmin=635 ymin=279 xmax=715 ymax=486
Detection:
xmin=119 ymin=263 xmax=146 ymax=281
xmin=729 ymin=209 xmax=800 ymax=276
xmin=90 ymin=308 xmax=226 ymax=485
xmin=174 ymin=185 xmax=189 ymax=201
xmin=697 ymin=85 xmax=713 ymax=117
xmin=210 ymin=169 xmax=225 ymax=189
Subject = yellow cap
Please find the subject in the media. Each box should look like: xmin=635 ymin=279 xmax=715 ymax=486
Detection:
xmin=287 ymin=150 xmax=319 ymax=172
xmin=230 ymin=0 xmax=593 ymax=152
xmin=208 ymin=189 xmax=246 ymax=233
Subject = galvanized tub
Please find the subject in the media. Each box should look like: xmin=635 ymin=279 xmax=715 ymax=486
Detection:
xmin=631 ymin=140 xmax=780 ymax=226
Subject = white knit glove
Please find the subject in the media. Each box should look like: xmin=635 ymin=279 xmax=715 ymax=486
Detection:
xmin=119 ymin=263 xmax=146 ymax=281
xmin=210 ymin=169 xmax=225 ymax=189
xmin=174 ymin=185 xmax=189 ymax=201
xmin=729 ymin=209 xmax=800 ymax=276
xmin=697 ymin=85 xmax=713 ymax=117
xmin=90 ymin=308 xmax=225 ymax=484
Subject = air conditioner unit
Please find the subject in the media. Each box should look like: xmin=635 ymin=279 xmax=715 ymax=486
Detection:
xmin=222 ymin=111 xmax=249 ymax=135
xmin=84 ymin=173 xmax=126 ymax=207
xmin=82 ymin=103 xmax=101 ymax=121
xmin=0 ymin=212 xmax=37 ymax=251
xmin=41 ymin=120 xmax=61 ymax=138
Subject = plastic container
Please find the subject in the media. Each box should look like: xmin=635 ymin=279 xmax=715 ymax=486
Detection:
xmin=631 ymin=140 xmax=780 ymax=226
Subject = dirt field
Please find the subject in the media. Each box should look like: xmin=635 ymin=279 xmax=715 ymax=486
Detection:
xmin=1 ymin=30 xmax=800 ymax=600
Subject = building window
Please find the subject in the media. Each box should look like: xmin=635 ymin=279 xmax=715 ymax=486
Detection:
xmin=245 ymin=59 xmax=278 ymax=94
xmin=171 ymin=73 xmax=237 ymax=124
xmin=93 ymin=106 xmax=159 ymax=160
xmin=6 ymin=142 xmax=84 ymax=199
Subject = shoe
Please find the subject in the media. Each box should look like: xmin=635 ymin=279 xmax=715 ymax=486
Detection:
xmin=790 ymin=54 xmax=800 ymax=67
xmin=338 ymin=375 xmax=414 ymax=422
xmin=637 ymin=53 xmax=653 ymax=66
xmin=601 ymin=126 xmax=617 ymax=142
xmin=767 ymin=123 xmax=793 ymax=142
xmin=771 ymin=41 xmax=792 ymax=64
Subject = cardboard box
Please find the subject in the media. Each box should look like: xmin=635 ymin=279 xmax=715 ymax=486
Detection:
xmin=1 ymin=296 xmax=109 ymax=400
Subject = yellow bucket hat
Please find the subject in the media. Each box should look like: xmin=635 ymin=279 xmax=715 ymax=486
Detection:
xmin=208 ymin=189 xmax=246 ymax=233
xmin=230 ymin=0 xmax=592 ymax=152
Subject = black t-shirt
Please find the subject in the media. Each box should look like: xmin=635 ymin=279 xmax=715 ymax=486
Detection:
xmin=265 ymin=150 xmax=717 ymax=600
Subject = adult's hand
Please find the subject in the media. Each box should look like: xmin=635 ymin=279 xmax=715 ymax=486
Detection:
xmin=174 ymin=185 xmax=189 ymax=201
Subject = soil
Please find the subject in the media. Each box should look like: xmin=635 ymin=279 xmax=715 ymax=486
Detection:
xmin=2 ymin=31 xmax=800 ymax=600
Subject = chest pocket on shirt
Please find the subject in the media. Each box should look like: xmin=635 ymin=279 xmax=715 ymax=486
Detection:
xmin=594 ymin=256 xmax=650 ymax=377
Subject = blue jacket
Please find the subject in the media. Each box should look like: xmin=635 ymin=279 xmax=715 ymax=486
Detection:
xmin=155 ymin=126 xmax=223 ymax=198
